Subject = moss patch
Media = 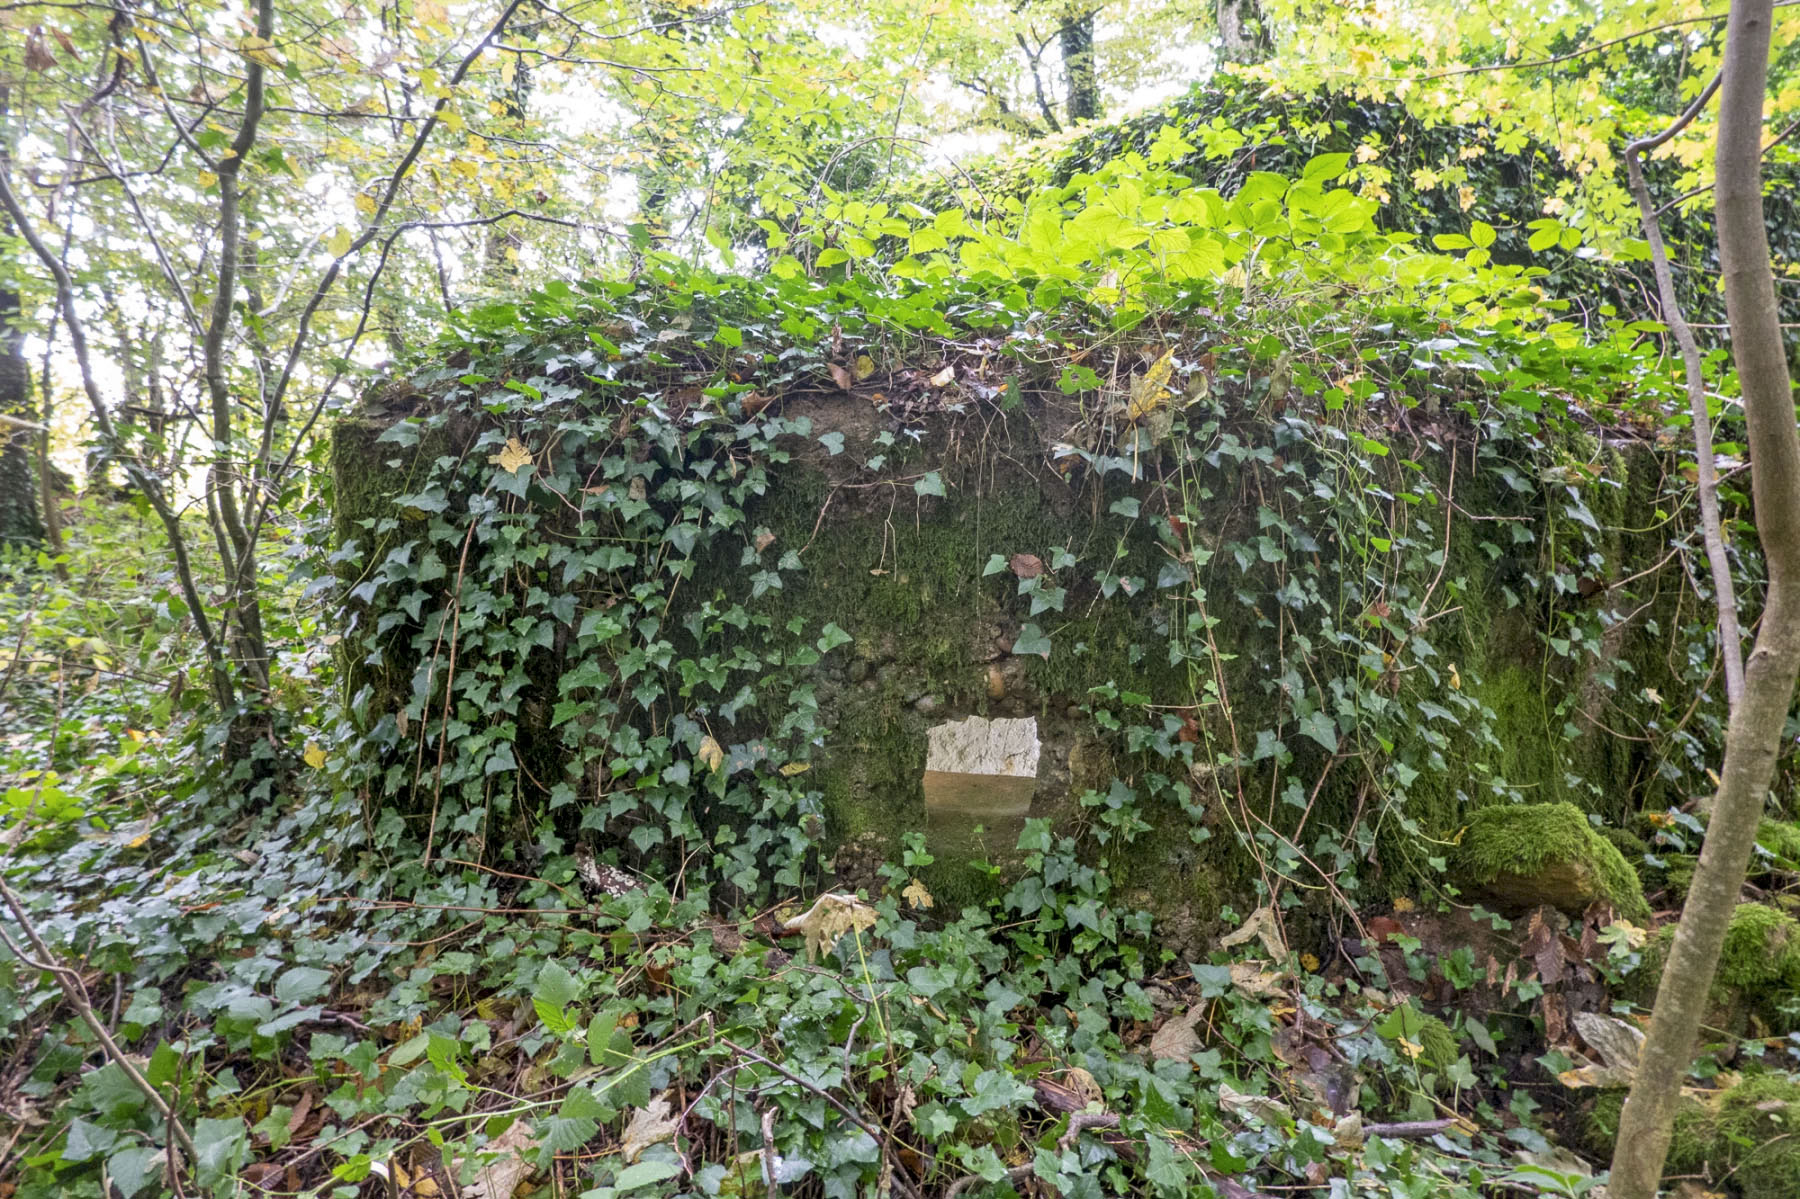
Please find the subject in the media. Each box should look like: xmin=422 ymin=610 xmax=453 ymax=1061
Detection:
xmin=1455 ymin=802 xmax=1649 ymax=921
xmin=1635 ymin=903 xmax=1800 ymax=1035
xmin=1666 ymin=1073 xmax=1800 ymax=1199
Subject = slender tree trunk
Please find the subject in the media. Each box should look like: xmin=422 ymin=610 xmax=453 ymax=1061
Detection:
xmin=35 ymin=305 xmax=68 ymax=578
xmin=200 ymin=0 xmax=274 ymax=704
xmin=1216 ymin=0 xmax=1270 ymax=64
xmin=1607 ymin=3 xmax=1800 ymax=1195
xmin=1058 ymin=10 xmax=1099 ymax=124
xmin=0 ymin=277 xmax=43 ymax=550
xmin=0 ymin=87 xmax=44 ymax=550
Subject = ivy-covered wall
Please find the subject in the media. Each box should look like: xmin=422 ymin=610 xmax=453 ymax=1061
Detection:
xmin=328 ymin=274 xmax=1726 ymax=944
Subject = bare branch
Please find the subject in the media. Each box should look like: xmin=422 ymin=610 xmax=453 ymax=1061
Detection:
xmin=1621 ymin=70 xmax=1745 ymax=722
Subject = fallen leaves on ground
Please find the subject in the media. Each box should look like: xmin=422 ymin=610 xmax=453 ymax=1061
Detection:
xmin=621 ymin=1092 xmax=679 ymax=1163
xmin=455 ymin=1120 xmax=537 ymax=1199
xmin=1150 ymin=1007 xmax=1203 ymax=1061
xmin=1220 ymin=904 xmax=1287 ymax=958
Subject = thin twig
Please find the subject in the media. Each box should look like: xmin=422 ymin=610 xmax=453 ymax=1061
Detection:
xmin=0 ymin=877 xmax=199 ymax=1164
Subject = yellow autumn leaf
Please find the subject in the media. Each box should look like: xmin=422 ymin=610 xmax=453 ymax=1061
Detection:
xmin=354 ymin=193 xmax=376 ymax=217
xmin=328 ymin=227 xmax=353 ymax=257
xmin=698 ymin=734 xmax=725 ymax=773
xmin=197 ymin=170 xmax=218 ymax=188
xmin=488 ymin=437 xmax=533 ymax=474
xmin=1448 ymin=663 xmax=1461 ymax=690
xmin=239 ymin=35 xmax=282 ymax=67
xmin=303 ymin=742 xmax=327 ymax=769
xmin=1126 ymin=348 xmax=1177 ymax=421
xmin=854 ymin=354 xmax=876 ymax=380
xmin=1392 ymin=895 xmax=1415 ymax=913
xmin=778 ymin=761 xmax=810 ymax=777
xmin=902 ymin=878 xmax=934 ymax=910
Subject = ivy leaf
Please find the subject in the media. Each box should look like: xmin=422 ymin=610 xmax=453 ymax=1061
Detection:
xmin=1298 ymin=711 xmax=1339 ymax=753
xmin=1011 ymin=623 xmax=1052 ymax=659
xmin=273 ymin=966 xmax=332 ymax=1004
xmin=62 ymin=1118 xmax=118 ymax=1162
xmin=915 ymin=472 xmax=946 ymax=498
xmin=192 ymin=1117 xmax=248 ymax=1184
xmin=106 ymin=1146 xmax=162 ymax=1197
xmin=616 ymin=1159 xmax=683 ymax=1189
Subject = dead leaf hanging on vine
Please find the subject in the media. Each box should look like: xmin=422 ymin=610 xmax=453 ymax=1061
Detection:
xmin=1219 ymin=904 xmax=1287 ymax=958
xmin=783 ymin=892 xmax=877 ymax=961
xmin=488 ymin=437 xmax=533 ymax=474
xmin=1125 ymin=348 xmax=1177 ymax=421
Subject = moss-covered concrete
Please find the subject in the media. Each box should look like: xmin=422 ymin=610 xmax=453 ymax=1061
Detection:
xmin=1454 ymin=802 xmax=1649 ymax=921
xmin=327 ymin=367 xmax=1708 ymax=941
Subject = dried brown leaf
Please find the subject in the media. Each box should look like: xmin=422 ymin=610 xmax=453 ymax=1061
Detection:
xmin=783 ymin=892 xmax=878 ymax=962
xmin=1008 ymin=553 xmax=1044 ymax=579
xmin=621 ymin=1092 xmax=679 ymax=1163
xmin=1150 ymin=1007 xmax=1203 ymax=1061
xmin=455 ymin=1119 xmax=537 ymax=1199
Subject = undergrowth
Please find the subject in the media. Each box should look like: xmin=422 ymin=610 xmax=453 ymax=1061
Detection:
xmin=4 ymin=141 xmax=1798 ymax=1199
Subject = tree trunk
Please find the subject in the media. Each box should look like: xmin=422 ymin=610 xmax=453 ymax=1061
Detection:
xmin=1058 ymin=11 xmax=1099 ymax=124
xmin=0 ymin=84 xmax=44 ymax=550
xmin=1216 ymin=0 xmax=1270 ymax=64
xmin=1607 ymin=2 xmax=1800 ymax=1195
xmin=0 ymin=277 xmax=44 ymax=549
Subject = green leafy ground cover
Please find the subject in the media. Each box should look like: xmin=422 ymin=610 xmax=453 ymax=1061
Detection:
xmin=5 ymin=134 xmax=1800 ymax=1199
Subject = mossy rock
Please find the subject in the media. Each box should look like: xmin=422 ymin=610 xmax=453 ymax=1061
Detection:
xmin=1669 ymin=1073 xmax=1800 ymax=1199
xmin=1588 ymin=1074 xmax=1800 ymax=1199
xmin=1455 ymin=802 xmax=1650 ymax=922
xmin=1756 ymin=819 xmax=1800 ymax=871
xmin=1634 ymin=903 xmax=1800 ymax=1036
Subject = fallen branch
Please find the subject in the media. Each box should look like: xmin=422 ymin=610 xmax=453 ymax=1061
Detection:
xmin=1362 ymin=1118 xmax=1459 ymax=1139
xmin=0 ymin=412 xmax=48 ymax=433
